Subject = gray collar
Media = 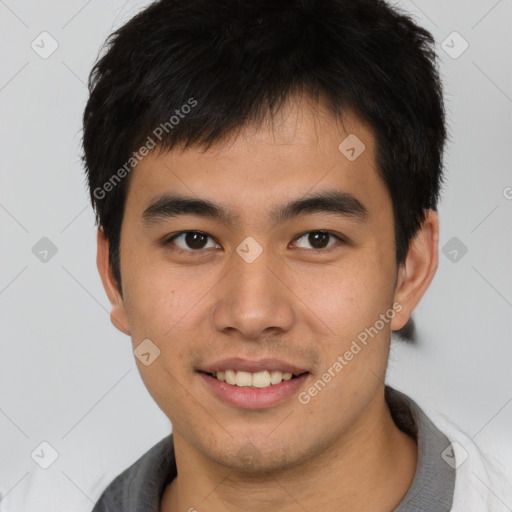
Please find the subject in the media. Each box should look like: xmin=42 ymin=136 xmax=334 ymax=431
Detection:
xmin=387 ymin=387 xmax=456 ymax=511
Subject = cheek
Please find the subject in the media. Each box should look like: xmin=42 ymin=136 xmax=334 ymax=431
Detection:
xmin=293 ymin=250 xmax=395 ymax=336
xmin=120 ymin=242 xmax=211 ymax=340
xmin=296 ymin=254 xmax=396 ymax=411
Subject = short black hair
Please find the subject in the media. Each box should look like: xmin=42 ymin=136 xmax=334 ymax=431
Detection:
xmin=82 ymin=0 xmax=446 ymax=292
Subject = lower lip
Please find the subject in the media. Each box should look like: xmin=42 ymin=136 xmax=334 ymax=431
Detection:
xmin=199 ymin=372 xmax=310 ymax=410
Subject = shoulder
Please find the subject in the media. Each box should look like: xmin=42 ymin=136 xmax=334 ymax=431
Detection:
xmin=92 ymin=434 xmax=176 ymax=512
xmin=430 ymin=412 xmax=512 ymax=512
xmin=386 ymin=386 xmax=512 ymax=512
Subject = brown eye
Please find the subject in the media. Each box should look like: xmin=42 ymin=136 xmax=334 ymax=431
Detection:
xmin=294 ymin=231 xmax=342 ymax=250
xmin=167 ymin=231 xmax=218 ymax=251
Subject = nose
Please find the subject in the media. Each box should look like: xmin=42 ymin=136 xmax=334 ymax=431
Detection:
xmin=211 ymin=246 xmax=295 ymax=341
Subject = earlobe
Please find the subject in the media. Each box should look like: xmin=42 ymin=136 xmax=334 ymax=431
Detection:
xmin=96 ymin=227 xmax=131 ymax=336
xmin=391 ymin=209 xmax=439 ymax=331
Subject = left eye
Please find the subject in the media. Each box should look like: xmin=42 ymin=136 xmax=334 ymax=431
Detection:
xmin=165 ymin=230 xmax=343 ymax=252
xmin=293 ymin=231 xmax=342 ymax=250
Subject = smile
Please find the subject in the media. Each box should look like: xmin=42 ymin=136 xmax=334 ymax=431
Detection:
xmin=208 ymin=369 xmax=300 ymax=388
xmin=199 ymin=370 xmax=310 ymax=409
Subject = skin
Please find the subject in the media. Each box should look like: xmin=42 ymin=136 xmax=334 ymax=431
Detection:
xmin=97 ymin=93 xmax=439 ymax=512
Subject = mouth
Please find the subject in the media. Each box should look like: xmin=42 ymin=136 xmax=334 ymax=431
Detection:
xmin=201 ymin=369 xmax=305 ymax=389
xmin=197 ymin=359 xmax=310 ymax=409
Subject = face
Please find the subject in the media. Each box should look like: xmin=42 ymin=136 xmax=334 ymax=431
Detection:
xmin=102 ymin=96 xmax=412 ymax=472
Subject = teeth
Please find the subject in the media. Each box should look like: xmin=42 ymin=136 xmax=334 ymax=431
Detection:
xmin=269 ymin=370 xmax=283 ymax=384
xmin=225 ymin=369 xmax=236 ymax=385
xmin=213 ymin=369 xmax=298 ymax=388
xmin=235 ymin=371 xmax=253 ymax=387
xmin=252 ymin=371 xmax=271 ymax=388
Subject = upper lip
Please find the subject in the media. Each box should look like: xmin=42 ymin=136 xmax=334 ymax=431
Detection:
xmin=199 ymin=357 xmax=309 ymax=375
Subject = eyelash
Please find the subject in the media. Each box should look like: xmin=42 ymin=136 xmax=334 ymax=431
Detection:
xmin=163 ymin=230 xmax=346 ymax=254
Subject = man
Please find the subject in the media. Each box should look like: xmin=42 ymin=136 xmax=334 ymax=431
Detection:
xmin=82 ymin=0 xmax=511 ymax=510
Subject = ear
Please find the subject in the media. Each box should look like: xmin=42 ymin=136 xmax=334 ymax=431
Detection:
xmin=391 ymin=209 xmax=439 ymax=331
xmin=96 ymin=227 xmax=131 ymax=335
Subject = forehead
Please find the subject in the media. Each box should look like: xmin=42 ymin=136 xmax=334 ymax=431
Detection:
xmin=123 ymin=97 xmax=390 ymax=224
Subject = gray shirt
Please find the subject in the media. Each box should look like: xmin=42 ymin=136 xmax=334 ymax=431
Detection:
xmin=91 ymin=386 xmax=455 ymax=511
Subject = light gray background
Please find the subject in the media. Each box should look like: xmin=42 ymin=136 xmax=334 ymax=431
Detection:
xmin=0 ymin=0 xmax=511 ymax=510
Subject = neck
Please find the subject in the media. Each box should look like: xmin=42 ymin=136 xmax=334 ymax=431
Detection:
xmin=161 ymin=389 xmax=417 ymax=512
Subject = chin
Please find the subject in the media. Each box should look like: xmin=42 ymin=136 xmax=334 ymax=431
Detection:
xmin=202 ymin=436 xmax=315 ymax=474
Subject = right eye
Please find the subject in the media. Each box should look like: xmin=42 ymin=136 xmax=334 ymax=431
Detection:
xmin=164 ymin=231 xmax=221 ymax=253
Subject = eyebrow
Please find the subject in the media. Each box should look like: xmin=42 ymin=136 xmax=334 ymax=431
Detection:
xmin=141 ymin=190 xmax=368 ymax=226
